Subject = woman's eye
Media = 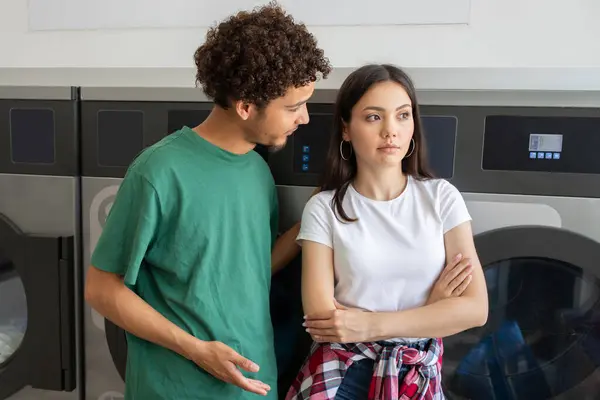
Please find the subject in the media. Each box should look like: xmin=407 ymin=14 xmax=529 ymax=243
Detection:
xmin=366 ymin=114 xmax=380 ymax=122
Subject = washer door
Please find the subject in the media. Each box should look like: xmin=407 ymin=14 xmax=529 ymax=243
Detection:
xmin=442 ymin=226 xmax=600 ymax=400
xmin=0 ymin=213 xmax=76 ymax=398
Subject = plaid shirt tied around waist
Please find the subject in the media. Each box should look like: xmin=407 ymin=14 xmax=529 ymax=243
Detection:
xmin=285 ymin=338 xmax=444 ymax=400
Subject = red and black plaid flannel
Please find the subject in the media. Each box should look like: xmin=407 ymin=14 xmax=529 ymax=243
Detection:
xmin=285 ymin=338 xmax=444 ymax=400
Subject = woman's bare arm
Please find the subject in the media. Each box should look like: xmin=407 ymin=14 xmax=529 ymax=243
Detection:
xmin=301 ymin=240 xmax=336 ymax=316
xmin=370 ymin=221 xmax=488 ymax=339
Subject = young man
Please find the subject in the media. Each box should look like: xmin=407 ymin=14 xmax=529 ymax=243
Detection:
xmin=84 ymin=3 xmax=332 ymax=399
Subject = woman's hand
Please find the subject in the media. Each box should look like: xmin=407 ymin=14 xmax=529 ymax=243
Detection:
xmin=426 ymin=253 xmax=473 ymax=305
xmin=303 ymin=300 xmax=373 ymax=343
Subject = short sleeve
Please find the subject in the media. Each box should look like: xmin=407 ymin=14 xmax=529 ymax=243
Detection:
xmin=90 ymin=170 xmax=161 ymax=286
xmin=439 ymin=180 xmax=472 ymax=234
xmin=296 ymin=194 xmax=333 ymax=248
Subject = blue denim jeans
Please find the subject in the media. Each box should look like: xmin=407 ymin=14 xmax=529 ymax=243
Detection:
xmin=335 ymin=340 xmax=430 ymax=400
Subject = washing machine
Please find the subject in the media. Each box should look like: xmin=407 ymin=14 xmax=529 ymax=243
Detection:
xmin=414 ymin=90 xmax=600 ymax=399
xmin=79 ymin=87 xmax=222 ymax=399
xmin=0 ymin=86 xmax=81 ymax=399
xmin=268 ymin=89 xmax=462 ymax=398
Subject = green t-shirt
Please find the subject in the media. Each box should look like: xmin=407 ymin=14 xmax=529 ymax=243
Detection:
xmin=91 ymin=126 xmax=279 ymax=399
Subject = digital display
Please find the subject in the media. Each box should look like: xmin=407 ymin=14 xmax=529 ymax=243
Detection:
xmin=529 ymin=133 xmax=563 ymax=152
xmin=484 ymin=115 xmax=600 ymax=174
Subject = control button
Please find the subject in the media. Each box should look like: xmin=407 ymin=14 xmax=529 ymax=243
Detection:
xmin=545 ymin=152 xmax=552 ymax=159
xmin=302 ymin=154 xmax=310 ymax=162
xmin=529 ymin=152 xmax=537 ymax=159
xmin=553 ymin=152 xmax=561 ymax=159
xmin=302 ymin=145 xmax=310 ymax=153
xmin=537 ymin=152 xmax=545 ymax=159
xmin=302 ymin=164 xmax=309 ymax=171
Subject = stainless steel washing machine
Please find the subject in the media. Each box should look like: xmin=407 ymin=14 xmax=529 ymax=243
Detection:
xmin=414 ymin=90 xmax=600 ymax=399
xmin=79 ymin=87 xmax=241 ymax=399
xmin=268 ymin=90 xmax=462 ymax=398
xmin=0 ymin=86 xmax=81 ymax=399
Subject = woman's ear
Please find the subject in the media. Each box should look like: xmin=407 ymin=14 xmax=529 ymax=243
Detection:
xmin=341 ymin=121 xmax=350 ymax=142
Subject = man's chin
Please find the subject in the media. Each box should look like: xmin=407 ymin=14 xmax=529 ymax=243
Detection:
xmin=267 ymin=138 xmax=289 ymax=153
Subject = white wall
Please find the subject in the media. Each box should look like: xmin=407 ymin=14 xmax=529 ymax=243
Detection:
xmin=1 ymin=0 xmax=599 ymax=69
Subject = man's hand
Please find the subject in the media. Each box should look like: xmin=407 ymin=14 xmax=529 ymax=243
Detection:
xmin=188 ymin=340 xmax=271 ymax=396
xmin=303 ymin=300 xmax=372 ymax=343
xmin=426 ymin=253 xmax=473 ymax=305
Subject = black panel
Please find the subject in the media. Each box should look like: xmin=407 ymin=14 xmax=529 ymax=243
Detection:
xmin=0 ymin=214 xmax=76 ymax=398
xmin=442 ymin=226 xmax=600 ymax=399
xmin=269 ymin=103 xmax=334 ymax=187
xmin=483 ymin=115 xmax=600 ymax=174
xmin=10 ymin=108 xmax=55 ymax=164
xmin=98 ymin=110 xmax=144 ymax=167
xmin=270 ymin=104 xmax=460 ymax=187
xmin=81 ymin=101 xmax=213 ymax=178
xmin=419 ymin=105 xmax=600 ymax=198
xmin=292 ymin=113 xmax=334 ymax=175
xmin=0 ymin=95 xmax=78 ymax=177
xmin=167 ymin=109 xmax=210 ymax=135
xmin=421 ymin=115 xmax=457 ymax=179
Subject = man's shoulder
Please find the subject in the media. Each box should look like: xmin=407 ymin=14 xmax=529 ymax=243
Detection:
xmin=128 ymin=130 xmax=188 ymax=175
xmin=124 ymin=128 xmax=215 ymax=196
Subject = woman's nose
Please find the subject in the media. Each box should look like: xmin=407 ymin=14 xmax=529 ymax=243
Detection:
xmin=381 ymin=123 xmax=398 ymax=138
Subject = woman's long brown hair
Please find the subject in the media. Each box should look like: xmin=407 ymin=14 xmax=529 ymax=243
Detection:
xmin=319 ymin=64 xmax=434 ymax=222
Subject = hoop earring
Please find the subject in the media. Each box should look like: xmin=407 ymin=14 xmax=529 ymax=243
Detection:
xmin=404 ymin=138 xmax=416 ymax=158
xmin=340 ymin=140 xmax=353 ymax=161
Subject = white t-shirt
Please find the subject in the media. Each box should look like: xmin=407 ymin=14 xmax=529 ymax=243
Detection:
xmin=296 ymin=176 xmax=472 ymax=341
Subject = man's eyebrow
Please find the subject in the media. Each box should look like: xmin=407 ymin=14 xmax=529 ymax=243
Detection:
xmin=286 ymin=99 xmax=309 ymax=108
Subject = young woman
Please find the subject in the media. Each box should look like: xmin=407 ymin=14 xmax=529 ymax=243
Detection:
xmin=285 ymin=64 xmax=488 ymax=400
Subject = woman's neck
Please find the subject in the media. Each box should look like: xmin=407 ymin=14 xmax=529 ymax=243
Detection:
xmin=353 ymin=163 xmax=408 ymax=201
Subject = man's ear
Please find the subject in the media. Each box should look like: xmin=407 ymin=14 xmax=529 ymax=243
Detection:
xmin=234 ymin=100 xmax=252 ymax=120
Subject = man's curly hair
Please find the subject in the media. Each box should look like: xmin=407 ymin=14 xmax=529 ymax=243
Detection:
xmin=194 ymin=2 xmax=332 ymax=109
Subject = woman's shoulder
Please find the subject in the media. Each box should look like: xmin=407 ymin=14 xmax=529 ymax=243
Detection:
xmin=303 ymin=189 xmax=335 ymax=213
xmin=410 ymin=176 xmax=461 ymax=199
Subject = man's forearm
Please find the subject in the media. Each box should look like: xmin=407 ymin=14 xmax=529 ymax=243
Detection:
xmin=271 ymin=222 xmax=301 ymax=274
xmin=85 ymin=268 xmax=201 ymax=360
xmin=369 ymin=296 xmax=488 ymax=340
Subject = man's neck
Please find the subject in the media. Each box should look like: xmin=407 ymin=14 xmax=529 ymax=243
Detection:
xmin=192 ymin=107 xmax=255 ymax=155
